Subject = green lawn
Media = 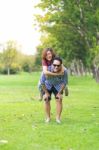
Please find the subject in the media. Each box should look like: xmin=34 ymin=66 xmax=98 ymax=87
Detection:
xmin=0 ymin=72 xmax=99 ymax=150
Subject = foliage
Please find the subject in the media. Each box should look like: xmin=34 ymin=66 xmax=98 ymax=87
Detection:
xmin=0 ymin=41 xmax=36 ymax=74
xmin=21 ymin=55 xmax=35 ymax=72
xmin=0 ymin=63 xmax=21 ymax=74
xmin=35 ymin=0 xmax=99 ymax=67
xmin=2 ymin=41 xmax=20 ymax=75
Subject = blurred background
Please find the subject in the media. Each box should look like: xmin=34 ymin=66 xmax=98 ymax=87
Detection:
xmin=0 ymin=0 xmax=99 ymax=83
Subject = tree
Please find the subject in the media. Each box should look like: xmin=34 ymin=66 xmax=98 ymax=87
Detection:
xmin=21 ymin=55 xmax=35 ymax=72
xmin=35 ymin=0 xmax=99 ymax=68
xmin=3 ymin=41 xmax=19 ymax=75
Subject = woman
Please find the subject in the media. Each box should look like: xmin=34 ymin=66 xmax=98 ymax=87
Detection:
xmin=42 ymin=47 xmax=63 ymax=76
xmin=38 ymin=48 xmax=67 ymax=100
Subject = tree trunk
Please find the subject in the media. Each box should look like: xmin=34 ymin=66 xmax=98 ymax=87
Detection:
xmin=7 ymin=67 xmax=10 ymax=75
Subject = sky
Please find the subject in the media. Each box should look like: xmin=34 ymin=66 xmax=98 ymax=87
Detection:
xmin=0 ymin=0 xmax=41 ymax=55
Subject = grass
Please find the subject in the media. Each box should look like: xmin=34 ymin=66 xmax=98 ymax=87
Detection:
xmin=0 ymin=72 xmax=99 ymax=150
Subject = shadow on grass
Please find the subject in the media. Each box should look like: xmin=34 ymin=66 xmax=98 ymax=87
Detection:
xmin=32 ymin=116 xmax=88 ymax=128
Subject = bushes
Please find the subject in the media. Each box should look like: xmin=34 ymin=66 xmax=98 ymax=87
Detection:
xmin=0 ymin=63 xmax=21 ymax=75
xmin=0 ymin=46 xmax=36 ymax=74
xmin=0 ymin=41 xmax=37 ymax=75
xmin=0 ymin=64 xmax=4 ymax=74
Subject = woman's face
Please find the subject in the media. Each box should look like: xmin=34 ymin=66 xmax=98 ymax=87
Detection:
xmin=46 ymin=51 xmax=53 ymax=61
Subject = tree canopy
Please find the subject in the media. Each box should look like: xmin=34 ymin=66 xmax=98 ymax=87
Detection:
xmin=35 ymin=0 xmax=99 ymax=68
xmin=0 ymin=40 xmax=35 ymax=74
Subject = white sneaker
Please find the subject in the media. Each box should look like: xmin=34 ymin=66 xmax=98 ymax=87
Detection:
xmin=45 ymin=118 xmax=50 ymax=123
xmin=56 ymin=118 xmax=61 ymax=124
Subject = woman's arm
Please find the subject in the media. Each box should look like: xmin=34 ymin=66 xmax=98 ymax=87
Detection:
xmin=43 ymin=66 xmax=64 ymax=76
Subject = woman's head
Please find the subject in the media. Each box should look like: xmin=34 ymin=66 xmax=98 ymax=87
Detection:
xmin=42 ymin=48 xmax=55 ymax=61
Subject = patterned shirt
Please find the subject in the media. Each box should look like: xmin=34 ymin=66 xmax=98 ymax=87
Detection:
xmin=40 ymin=66 xmax=68 ymax=92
